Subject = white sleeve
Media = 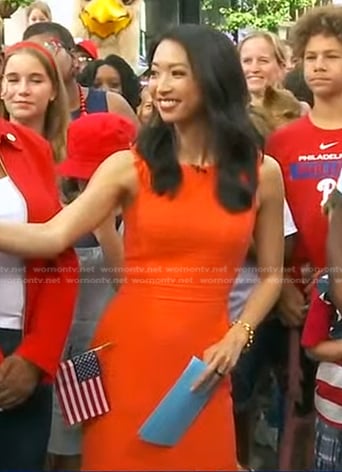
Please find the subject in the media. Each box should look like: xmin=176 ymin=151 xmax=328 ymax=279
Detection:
xmin=284 ymin=199 xmax=297 ymax=237
xmin=336 ymin=168 xmax=342 ymax=194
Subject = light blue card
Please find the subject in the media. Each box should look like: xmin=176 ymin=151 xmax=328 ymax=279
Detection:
xmin=138 ymin=356 xmax=216 ymax=447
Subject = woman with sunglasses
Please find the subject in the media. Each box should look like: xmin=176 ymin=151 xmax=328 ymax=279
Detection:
xmin=22 ymin=22 xmax=139 ymax=123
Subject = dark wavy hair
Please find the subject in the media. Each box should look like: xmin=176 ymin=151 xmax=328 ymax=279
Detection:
xmin=136 ymin=24 xmax=260 ymax=212
xmin=78 ymin=54 xmax=141 ymax=111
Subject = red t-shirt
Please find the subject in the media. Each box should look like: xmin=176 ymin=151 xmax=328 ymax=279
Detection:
xmin=266 ymin=115 xmax=342 ymax=270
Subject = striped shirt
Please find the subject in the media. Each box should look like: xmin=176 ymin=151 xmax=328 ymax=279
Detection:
xmin=302 ymin=276 xmax=342 ymax=428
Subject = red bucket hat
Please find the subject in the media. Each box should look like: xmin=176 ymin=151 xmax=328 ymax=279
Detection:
xmin=58 ymin=112 xmax=137 ymax=180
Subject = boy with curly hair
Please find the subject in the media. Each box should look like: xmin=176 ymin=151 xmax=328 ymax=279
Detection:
xmin=266 ymin=6 xmax=342 ymax=469
xmin=267 ymin=5 xmax=342 ymax=326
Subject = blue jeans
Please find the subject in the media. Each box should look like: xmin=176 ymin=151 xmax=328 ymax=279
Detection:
xmin=0 ymin=328 xmax=52 ymax=469
xmin=315 ymin=416 xmax=342 ymax=470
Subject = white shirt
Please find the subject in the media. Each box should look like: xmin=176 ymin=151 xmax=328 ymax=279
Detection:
xmin=229 ymin=199 xmax=298 ymax=321
xmin=336 ymin=168 xmax=342 ymax=194
xmin=284 ymin=199 xmax=297 ymax=237
xmin=0 ymin=177 xmax=27 ymax=329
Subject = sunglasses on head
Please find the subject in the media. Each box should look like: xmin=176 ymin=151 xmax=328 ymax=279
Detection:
xmin=78 ymin=56 xmax=94 ymax=64
xmin=43 ymin=38 xmax=73 ymax=56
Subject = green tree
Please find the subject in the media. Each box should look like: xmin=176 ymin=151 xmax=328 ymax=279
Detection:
xmin=201 ymin=0 xmax=313 ymax=32
xmin=0 ymin=0 xmax=33 ymax=18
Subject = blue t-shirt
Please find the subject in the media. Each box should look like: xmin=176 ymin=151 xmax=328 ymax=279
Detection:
xmin=71 ymin=88 xmax=108 ymax=120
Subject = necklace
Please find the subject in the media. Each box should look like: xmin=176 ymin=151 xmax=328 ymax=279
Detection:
xmin=78 ymin=84 xmax=87 ymax=116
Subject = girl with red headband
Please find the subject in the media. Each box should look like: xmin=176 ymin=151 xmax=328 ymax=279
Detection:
xmin=0 ymin=40 xmax=79 ymax=469
xmin=0 ymin=88 xmax=79 ymax=469
xmin=0 ymin=41 xmax=69 ymax=163
xmin=22 ymin=21 xmax=140 ymax=125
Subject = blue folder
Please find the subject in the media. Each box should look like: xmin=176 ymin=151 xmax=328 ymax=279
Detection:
xmin=138 ymin=356 xmax=217 ymax=447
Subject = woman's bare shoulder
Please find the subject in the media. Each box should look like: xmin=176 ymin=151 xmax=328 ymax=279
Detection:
xmin=260 ymin=154 xmax=282 ymax=175
xmin=89 ymin=149 xmax=138 ymax=191
xmin=257 ymin=154 xmax=284 ymax=206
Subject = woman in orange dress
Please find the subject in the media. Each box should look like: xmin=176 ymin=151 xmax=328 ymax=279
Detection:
xmin=0 ymin=25 xmax=284 ymax=470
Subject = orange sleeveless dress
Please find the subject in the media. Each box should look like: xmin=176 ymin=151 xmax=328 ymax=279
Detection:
xmin=82 ymin=155 xmax=256 ymax=470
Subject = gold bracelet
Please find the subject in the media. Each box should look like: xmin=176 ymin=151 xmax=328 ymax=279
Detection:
xmin=232 ymin=320 xmax=255 ymax=349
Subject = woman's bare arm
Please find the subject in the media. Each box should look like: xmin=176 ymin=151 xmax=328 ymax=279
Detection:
xmin=0 ymin=151 xmax=137 ymax=258
xmin=237 ymin=155 xmax=285 ymax=329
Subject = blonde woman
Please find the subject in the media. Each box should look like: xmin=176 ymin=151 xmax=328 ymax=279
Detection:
xmin=0 ymin=41 xmax=69 ymax=162
xmin=239 ymin=32 xmax=287 ymax=104
xmin=239 ymin=31 xmax=303 ymax=127
xmin=26 ymin=1 xmax=52 ymax=26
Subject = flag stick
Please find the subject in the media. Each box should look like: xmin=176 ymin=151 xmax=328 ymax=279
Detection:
xmin=91 ymin=342 xmax=114 ymax=353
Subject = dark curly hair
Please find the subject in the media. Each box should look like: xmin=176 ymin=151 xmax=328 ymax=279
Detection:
xmin=290 ymin=6 xmax=342 ymax=59
xmin=78 ymin=54 xmax=141 ymax=111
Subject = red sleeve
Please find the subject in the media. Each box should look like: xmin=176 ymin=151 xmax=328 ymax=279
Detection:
xmin=36 ymin=137 xmax=61 ymax=204
xmin=16 ymin=254 xmax=79 ymax=380
xmin=302 ymin=286 xmax=332 ymax=348
xmin=15 ymin=135 xmax=79 ymax=380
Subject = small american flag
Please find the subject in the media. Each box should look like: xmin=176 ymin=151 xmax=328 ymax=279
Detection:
xmin=56 ymin=349 xmax=110 ymax=426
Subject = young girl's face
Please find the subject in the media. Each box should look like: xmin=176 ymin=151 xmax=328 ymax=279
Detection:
xmin=27 ymin=8 xmax=50 ymax=26
xmin=2 ymin=52 xmax=55 ymax=125
xmin=94 ymin=64 xmax=122 ymax=94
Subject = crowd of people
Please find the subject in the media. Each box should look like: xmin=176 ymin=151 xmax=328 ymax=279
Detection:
xmin=0 ymin=0 xmax=342 ymax=470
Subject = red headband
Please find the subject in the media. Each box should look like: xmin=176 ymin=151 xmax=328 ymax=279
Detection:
xmin=5 ymin=41 xmax=57 ymax=70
